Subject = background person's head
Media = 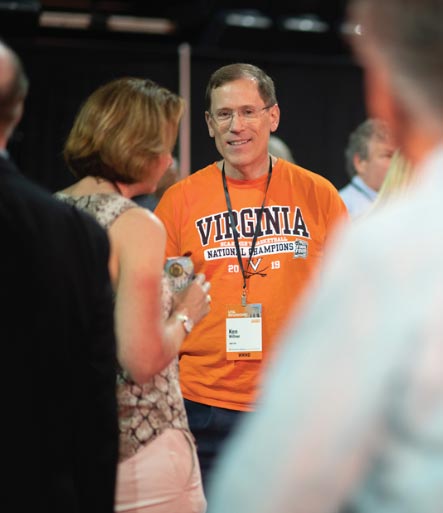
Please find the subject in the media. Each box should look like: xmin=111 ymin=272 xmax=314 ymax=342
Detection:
xmin=345 ymin=118 xmax=395 ymax=192
xmin=155 ymin=156 xmax=180 ymax=198
xmin=0 ymin=40 xmax=28 ymax=147
xmin=268 ymin=135 xmax=296 ymax=164
xmin=204 ymin=63 xmax=280 ymax=171
xmin=64 ymin=77 xmax=184 ymax=192
xmin=347 ymin=0 xmax=443 ymax=166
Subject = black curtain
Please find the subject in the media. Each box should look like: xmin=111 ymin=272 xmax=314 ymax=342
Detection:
xmin=5 ymin=33 xmax=366 ymax=193
xmin=7 ymin=36 xmax=180 ymax=192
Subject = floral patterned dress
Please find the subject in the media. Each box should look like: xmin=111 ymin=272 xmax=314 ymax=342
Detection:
xmin=55 ymin=193 xmax=190 ymax=461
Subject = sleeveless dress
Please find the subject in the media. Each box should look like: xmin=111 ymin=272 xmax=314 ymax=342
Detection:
xmin=55 ymin=193 xmax=206 ymax=513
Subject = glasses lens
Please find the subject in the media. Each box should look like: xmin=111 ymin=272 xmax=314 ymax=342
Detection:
xmin=213 ymin=105 xmax=271 ymax=126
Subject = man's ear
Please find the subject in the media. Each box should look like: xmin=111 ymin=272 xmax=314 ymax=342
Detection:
xmin=362 ymin=50 xmax=404 ymax=148
xmin=365 ymin=65 xmax=394 ymax=126
xmin=269 ymin=104 xmax=280 ymax=133
xmin=353 ymin=152 xmax=366 ymax=176
xmin=205 ymin=111 xmax=215 ymax=138
xmin=2 ymin=100 xmax=24 ymax=143
xmin=12 ymin=101 xmax=24 ymax=127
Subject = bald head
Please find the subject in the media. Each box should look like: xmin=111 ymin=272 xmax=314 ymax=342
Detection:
xmin=0 ymin=40 xmax=28 ymax=146
xmin=348 ymin=0 xmax=443 ymax=117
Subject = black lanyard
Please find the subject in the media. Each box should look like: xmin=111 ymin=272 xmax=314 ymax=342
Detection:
xmin=222 ymin=156 xmax=273 ymax=306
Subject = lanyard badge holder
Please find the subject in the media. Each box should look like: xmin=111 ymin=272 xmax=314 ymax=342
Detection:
xmin=222 ymin=157 xmax=272 ymax=361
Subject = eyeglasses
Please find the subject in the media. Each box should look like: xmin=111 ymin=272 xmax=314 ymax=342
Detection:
xmin=209 ymin=104 xmax=275 ymax=127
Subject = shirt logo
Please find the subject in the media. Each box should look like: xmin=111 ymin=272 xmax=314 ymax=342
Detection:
xmin=293 ymin=239 xmax=308 ymax=259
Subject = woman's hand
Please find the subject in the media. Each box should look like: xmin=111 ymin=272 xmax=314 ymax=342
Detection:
xmin=173 ymin=273 xmax=211 ymax=327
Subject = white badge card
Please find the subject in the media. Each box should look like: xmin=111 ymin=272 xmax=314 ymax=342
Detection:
xmin=226 ymin=304 xmax=262 ymax=360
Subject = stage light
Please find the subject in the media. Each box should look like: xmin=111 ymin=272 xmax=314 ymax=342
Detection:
xmin=281 ymin=14 xmax=329 ymax=34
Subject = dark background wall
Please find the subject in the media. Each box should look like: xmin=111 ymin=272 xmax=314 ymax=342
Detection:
xmin=1 ymin=0 xmax=367 ymax=193
xmin=7 ymin=36 xmax=181 ymax=191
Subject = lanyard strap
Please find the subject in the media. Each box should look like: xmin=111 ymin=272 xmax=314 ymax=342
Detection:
xmin=222 ymin=156 xmax=273 ymax=305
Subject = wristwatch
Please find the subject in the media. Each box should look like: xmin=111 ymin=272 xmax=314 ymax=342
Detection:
xmin=176 ymin=313 xmax=194 ymax=334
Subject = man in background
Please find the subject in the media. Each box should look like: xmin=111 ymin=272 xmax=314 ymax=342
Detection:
xmin=133 ymin=156 xmax=180 ymax=210
xmin=339 ymin=118 xmax=395 ymax=219
xmin=0 ymin=40 xmax=118 ymax=513
xmin=268 ymin=134 xmax=297 ymax=163
xmin=206 ymin=0 xmax=443 ymax=511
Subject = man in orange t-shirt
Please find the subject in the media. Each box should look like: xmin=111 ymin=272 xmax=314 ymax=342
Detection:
xmin=155 ymin=62 xmax=348 ymax=489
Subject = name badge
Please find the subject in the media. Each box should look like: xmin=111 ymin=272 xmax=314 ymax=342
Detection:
xmin=226 ymin=304 xmax=262 ymax=360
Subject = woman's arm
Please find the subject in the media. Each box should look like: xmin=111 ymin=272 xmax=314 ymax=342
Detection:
xmin=109 ymin=208 xmax=209 ymax=384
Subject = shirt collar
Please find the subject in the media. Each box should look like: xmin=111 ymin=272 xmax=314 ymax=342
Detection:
xmin=351 ymin=175 xmax=378 ymax=201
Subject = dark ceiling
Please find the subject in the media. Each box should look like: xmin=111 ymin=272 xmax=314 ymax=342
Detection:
xmin=0 ymin=0 xmax=351 ymax=56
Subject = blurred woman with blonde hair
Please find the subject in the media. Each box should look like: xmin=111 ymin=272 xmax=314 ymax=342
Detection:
xmin=372 ymin=150 xmax=416 ymax=209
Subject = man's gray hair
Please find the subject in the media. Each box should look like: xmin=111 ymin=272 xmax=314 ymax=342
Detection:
xmin=205 ymin=63 xmax=277 ymax=113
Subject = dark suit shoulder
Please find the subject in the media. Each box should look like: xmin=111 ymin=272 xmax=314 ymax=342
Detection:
xmin=1 ymin=156 xmax=118 ymax=513
xmin=0 ymin=156 xmax=109 ymax=259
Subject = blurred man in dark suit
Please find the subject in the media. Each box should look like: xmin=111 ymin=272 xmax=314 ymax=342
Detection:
xmin=0 ymin=39 xmax=118 ymax=513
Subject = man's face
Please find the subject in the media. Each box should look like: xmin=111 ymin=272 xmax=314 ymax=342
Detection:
xmin=355 ymin=136 xmax=396 ymax=191
xmin=205 ymin=77 xmax=280 ymax=171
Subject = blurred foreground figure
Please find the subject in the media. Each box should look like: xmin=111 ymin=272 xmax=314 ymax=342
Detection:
xmin=0 ymin=40 xmax=118 ymax=513
xmin=371 ymin=150 xmax=416 ymax=210
xmin=207 ymin=1 xmax=443 ymax=512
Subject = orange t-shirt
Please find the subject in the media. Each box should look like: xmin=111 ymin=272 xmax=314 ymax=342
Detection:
xmin=155 ymin=159 xmax=348 ymax=411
